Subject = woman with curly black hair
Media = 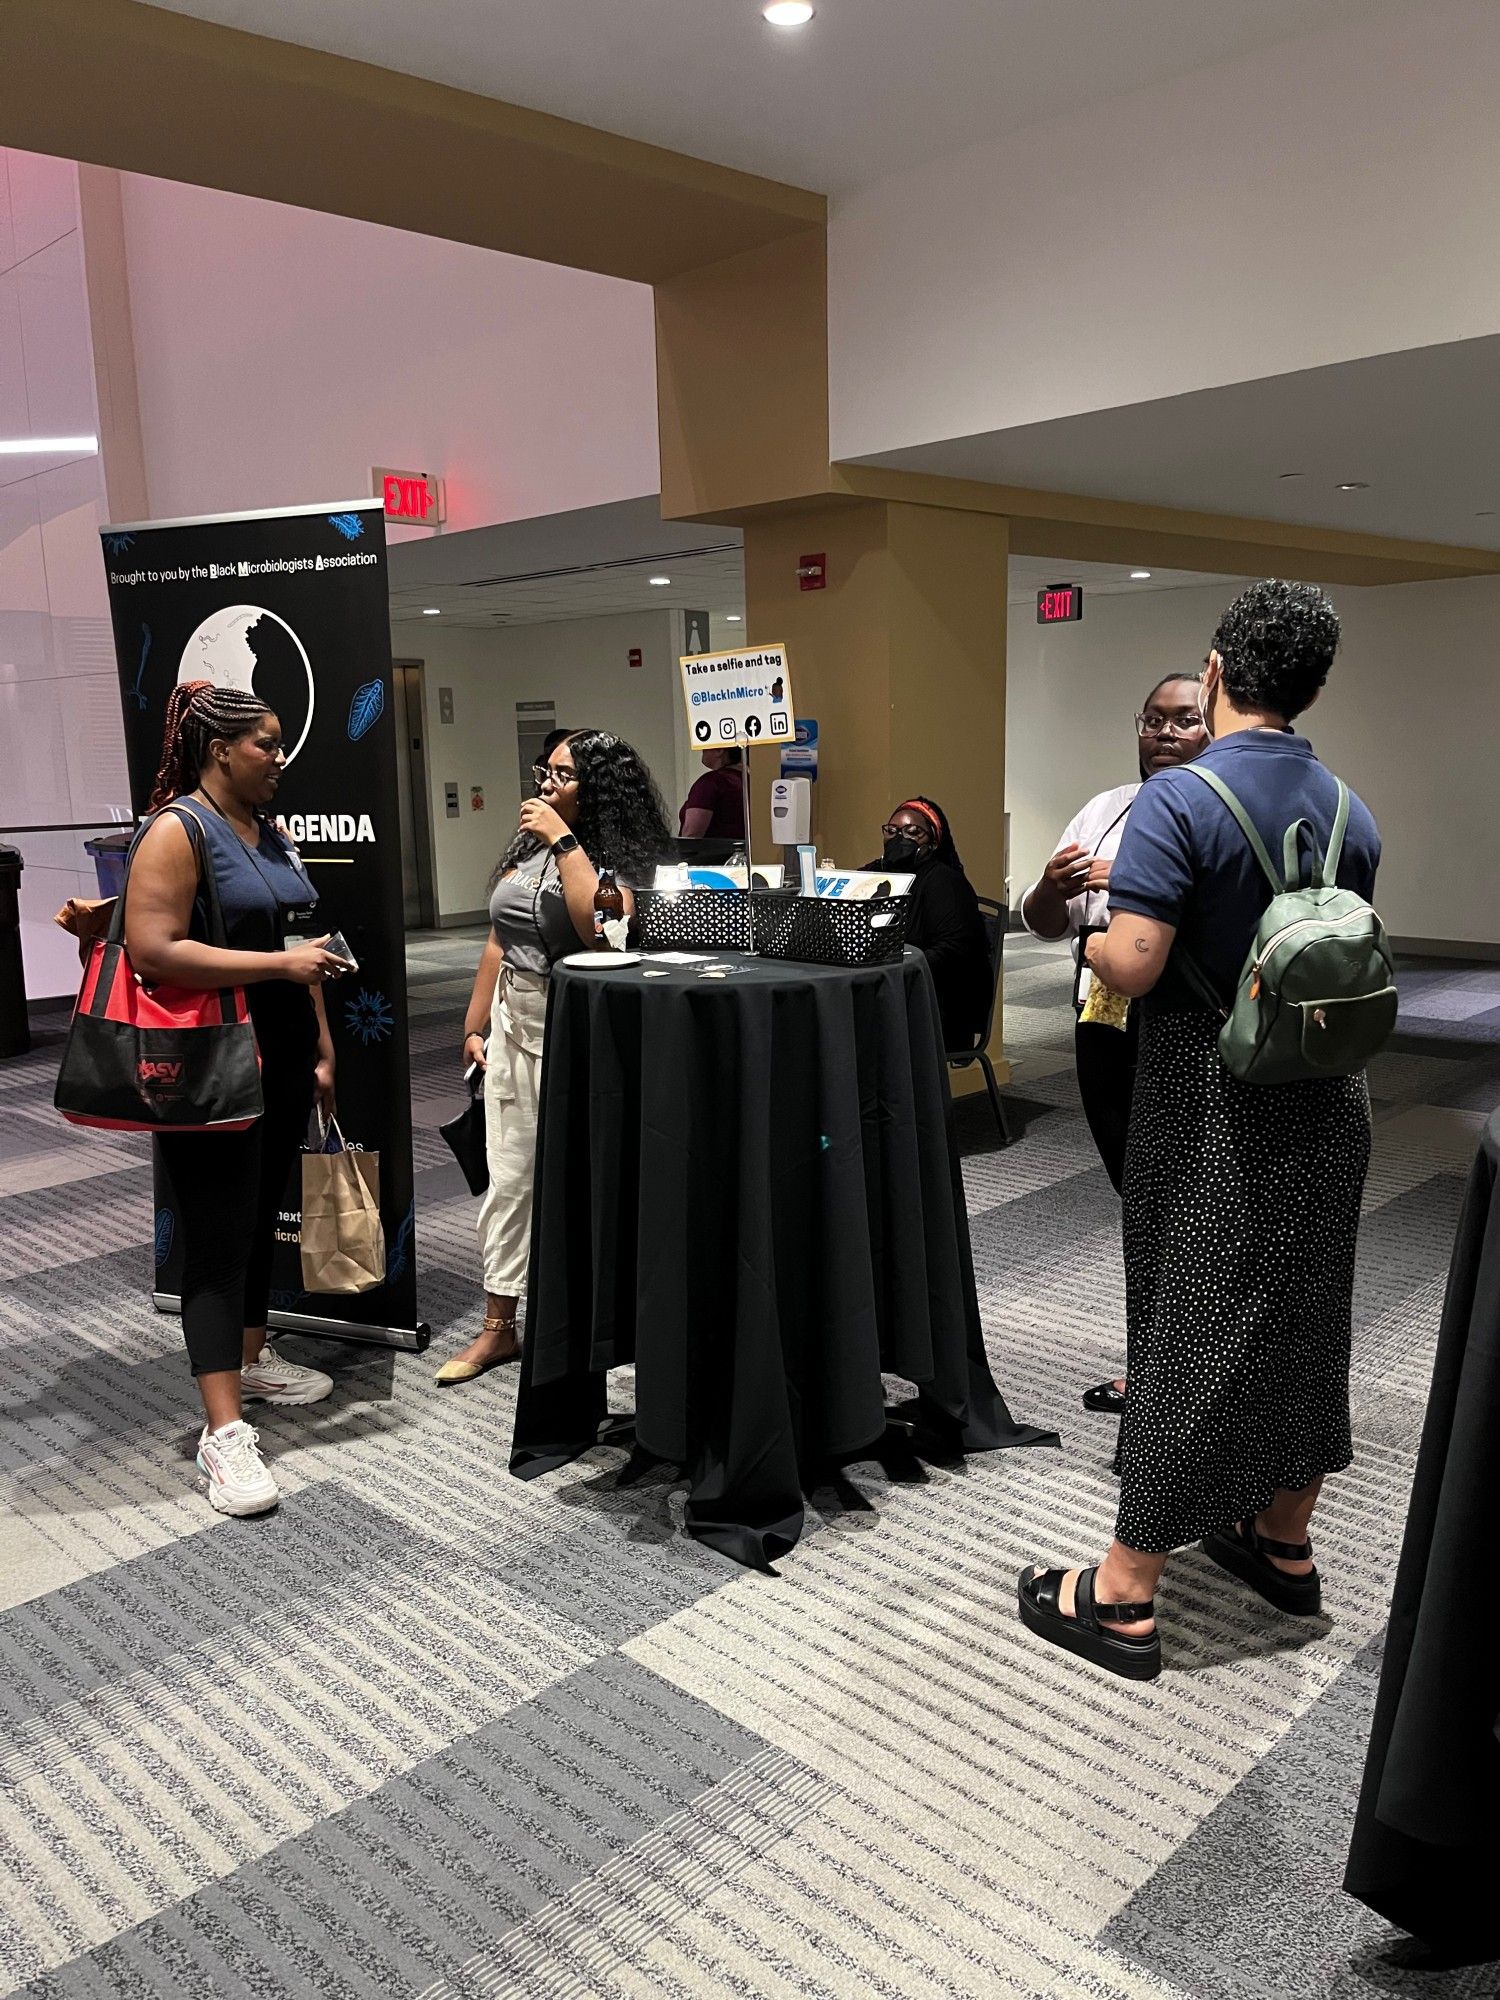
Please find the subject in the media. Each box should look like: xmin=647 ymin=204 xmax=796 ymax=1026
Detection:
xmin=437 ymin=729 xmax=671 ymax=1384
xmin=1017 ymin=581 xmax=1382 ymax=1679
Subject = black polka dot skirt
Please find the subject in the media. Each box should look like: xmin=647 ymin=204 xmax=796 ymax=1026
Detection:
xmin=1115 ymin=1009 xmax=1371 ymax=1555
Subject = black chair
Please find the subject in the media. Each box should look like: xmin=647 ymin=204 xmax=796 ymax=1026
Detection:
xmin=947 ymin=895 xmax=1012 ymax=1146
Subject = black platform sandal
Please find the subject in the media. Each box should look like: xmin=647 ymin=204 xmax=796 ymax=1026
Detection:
xmin=1082 ymin=1379 xmax=1128 ymax=1413
xmin=1201 ymin=1519 xmax=1321 ymax=1616
xmin=1017 ymin=1564 xmax=1162 ymax=1681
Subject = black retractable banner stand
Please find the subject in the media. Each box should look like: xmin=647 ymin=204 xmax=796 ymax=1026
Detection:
xmin=99 ymin=499 xmax=426 ymax=1349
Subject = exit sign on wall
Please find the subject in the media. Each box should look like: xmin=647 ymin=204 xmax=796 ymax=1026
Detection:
xmin=373 ymin=466 xmax=446 ymax=528
xmin=1036 ymin=583 xmax=1084 ymax=624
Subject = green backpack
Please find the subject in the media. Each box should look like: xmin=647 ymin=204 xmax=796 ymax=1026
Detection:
xmin=1178 ymin=765 xmax=1397 ymax=1086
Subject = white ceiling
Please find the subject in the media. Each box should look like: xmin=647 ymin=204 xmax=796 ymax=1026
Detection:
xmin=1004 ymin=555 xmax=1248 ymax=606
xmin=388 ymin=495 xmax=746 ymax=628
xmin=142 ymin=0 xmax=1397 ymax=194
xmin=387 ymin=496 xmax=1251 ymax=630
xmin=855 ymin=334 xmax=1500 ymax=552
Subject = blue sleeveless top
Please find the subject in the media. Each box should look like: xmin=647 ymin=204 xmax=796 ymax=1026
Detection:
xmin=164 ymin=798 xmax=321 ymax=1048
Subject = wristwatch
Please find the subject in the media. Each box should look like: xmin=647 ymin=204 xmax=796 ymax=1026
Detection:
xmin=550 ymin=832 xmax=580 ymax=857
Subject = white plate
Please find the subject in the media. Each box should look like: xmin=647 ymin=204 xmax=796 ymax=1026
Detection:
xmin=560 ymin=950 xmax=642 ymax=969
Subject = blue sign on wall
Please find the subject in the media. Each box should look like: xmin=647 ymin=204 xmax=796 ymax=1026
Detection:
xmin=780 ymin=715 xmax=819 ymax=781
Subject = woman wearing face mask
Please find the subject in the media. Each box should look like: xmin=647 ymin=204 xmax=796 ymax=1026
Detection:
xmin=438 ymin=729 xmax=672 ymax=1386
xmin=866 ymin=798 xmax=990 ymax=1051
xmin=1021 ymin=675 xmax=1208 ymax=1417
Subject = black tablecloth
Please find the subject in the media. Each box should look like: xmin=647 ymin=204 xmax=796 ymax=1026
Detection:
xmin=510 ymin=948 xmax=1052 ymax=1568
xmin=1345 ymin=1110 xmax=1500 ymax=1963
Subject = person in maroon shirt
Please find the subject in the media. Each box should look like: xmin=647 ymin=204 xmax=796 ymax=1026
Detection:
xmin=678 ymin=748 xmax=745 ymax=839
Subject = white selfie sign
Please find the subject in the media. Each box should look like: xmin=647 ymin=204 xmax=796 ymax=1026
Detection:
xmin=679 ymin=642 xmax=796 ymax=750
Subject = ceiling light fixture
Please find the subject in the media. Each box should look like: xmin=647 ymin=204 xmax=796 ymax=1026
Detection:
xmin=725 ymin=614 xmax=743 ymax=622
xmin=1277 ymin=471 xmax=1303 ymax=481
xmin=1130 ymin=570 xmax=1152 ymax=580
xmin=1336 ymin=481 xmax=1369 ymax=492
xmin=0 ymin=434 xmax=98 ymax=455
xmin=763 ymin=1 xmax=815 ymax=23
xmin=422 ymin=606 xmax=442 ymax=616
xmin=1476 ymin=510 xmax=1496 ymax=518
xmin=649 ymin=575 xmax=671 ymax=586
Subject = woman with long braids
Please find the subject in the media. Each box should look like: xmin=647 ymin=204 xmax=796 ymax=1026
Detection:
xmin=125 ymin=681 xmax=349 ymax=1515
xmin=438 ymin=729 xmax=671 ymax=1385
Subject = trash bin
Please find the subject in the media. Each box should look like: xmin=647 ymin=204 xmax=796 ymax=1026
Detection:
xmin=84 ymin=829 xmax=133 ymax=901
xmin=0 ymin=843 xmax=28 ymax=1059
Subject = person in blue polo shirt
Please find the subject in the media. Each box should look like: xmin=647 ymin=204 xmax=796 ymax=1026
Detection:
xmin=1017 ymin=580 xmax=1381 ymax=1680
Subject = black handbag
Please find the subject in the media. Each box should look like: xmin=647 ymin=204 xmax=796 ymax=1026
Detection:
xmin=439 ymin=1070 xmax=488 ymax=1196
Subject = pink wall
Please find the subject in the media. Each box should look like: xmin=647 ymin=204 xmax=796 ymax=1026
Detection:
xmin=0 ymin=149 xmax=132 ymax=1001
xmin=119 ymin=174 xmax=661 ymax=535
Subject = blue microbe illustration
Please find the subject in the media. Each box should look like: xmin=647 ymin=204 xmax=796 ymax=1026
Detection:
xmin=347 ymin=678 xmax=385 ymax=741
xmin=327 ymin=512 xmax=366 ymax=541
xmin=345 ymin=987 xmax=394 ymax=1045
xmin=153 ymin=1207 xmax=174 ymax=1266
xmin=129 ymin=624 xmax=152 ymax=711
xmin=386 ymin=1203 xmax=415 ymax=1285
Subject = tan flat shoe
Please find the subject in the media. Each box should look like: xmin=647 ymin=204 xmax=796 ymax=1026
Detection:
xmin=434 ymin=1314 xmax=519 ymax=1386
xmin=434 ymin=1355 xmax=491 ymax=1385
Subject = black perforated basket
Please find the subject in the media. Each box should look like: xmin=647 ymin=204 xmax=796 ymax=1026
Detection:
xmin=635 ymin=888 xmax=755 ymax=953
xmin=637 ymin=888 xmax=910 ymax=967
xmin=751 ymin=893 xmax=909 ymax=967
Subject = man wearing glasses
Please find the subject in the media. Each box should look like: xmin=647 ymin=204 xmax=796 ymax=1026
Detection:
xmin=1021 ymin=674 xmax=1208 ymax=1416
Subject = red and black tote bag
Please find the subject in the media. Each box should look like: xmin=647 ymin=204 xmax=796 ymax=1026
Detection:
xmin=54 ymin=804 xmax=263 ymax=1134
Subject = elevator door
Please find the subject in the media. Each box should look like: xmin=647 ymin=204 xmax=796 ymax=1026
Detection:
xmin=392 ymin=661 xmax=436 ymax=930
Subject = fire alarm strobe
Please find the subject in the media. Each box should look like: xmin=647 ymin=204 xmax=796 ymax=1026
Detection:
xmin=797 ymin=553 xmax=826 ymax=591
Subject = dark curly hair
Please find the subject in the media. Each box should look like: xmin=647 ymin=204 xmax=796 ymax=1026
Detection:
xmin=1212 ymin=581 xmax=1340 ymax=721
xmin=492 ymin=728 xmax=671 ymax=887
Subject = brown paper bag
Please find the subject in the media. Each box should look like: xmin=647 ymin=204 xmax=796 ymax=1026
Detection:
xmin=300 ymin=1136 xmax=385 ymax=1293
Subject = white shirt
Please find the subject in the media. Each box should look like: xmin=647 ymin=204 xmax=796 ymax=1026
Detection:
xmin=1021 ymin=783 xmax=1141 ymax=991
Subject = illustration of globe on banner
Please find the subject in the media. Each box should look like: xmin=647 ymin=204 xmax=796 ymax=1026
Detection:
xmin=178 ymin=605 xmax=316 ymax=767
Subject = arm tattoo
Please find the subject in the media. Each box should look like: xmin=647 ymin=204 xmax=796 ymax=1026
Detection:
xmin=1133 ymin=936 xmax=1151 ymax=953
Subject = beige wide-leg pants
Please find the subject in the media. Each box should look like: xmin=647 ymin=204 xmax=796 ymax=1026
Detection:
xmin=476 ymin=965 xmax=548 ymax=1296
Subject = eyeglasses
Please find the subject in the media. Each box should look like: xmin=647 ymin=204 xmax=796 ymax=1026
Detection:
xmin=532 ymin=763 xmax=578 ymax=788
xmin=1135 ymin=713 xmax=1206 ymax=737
xmin=881 ymin=822 xmax=932 ymax=843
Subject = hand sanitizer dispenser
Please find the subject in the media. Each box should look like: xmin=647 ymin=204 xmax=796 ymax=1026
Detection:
xmin=770 ymin=776 xmax=811 ymax=848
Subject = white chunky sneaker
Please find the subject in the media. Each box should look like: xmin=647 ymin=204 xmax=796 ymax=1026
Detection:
xmin=196 ymin=1420 xmax=279 ymax=1517
xmin=241 ymin=1342 xmax=334 ymax=1406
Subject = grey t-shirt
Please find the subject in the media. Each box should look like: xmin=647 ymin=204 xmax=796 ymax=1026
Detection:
xmin=488 ymin=850 xmax=580 ymax=972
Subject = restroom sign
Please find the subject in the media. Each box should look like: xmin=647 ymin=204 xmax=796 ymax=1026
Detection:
xmin=680 ymin=642 xmax=796 ymax=749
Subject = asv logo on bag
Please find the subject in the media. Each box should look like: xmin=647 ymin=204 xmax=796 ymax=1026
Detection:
xmin=137 ymin=1057 xmax=185 ymax=1098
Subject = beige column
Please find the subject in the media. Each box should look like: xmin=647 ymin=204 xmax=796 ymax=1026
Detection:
xmin=740 ymin=499 xmax=1011 ymax=1084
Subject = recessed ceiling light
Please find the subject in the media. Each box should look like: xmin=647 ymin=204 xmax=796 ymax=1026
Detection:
xmin=1130 ymin=570 xmax=1152 ymax=580
xmin=1476 ymin=510 xmax=1496 ymax=518
xmin=1336 ymin=481 xmax=1369 ymax=492
xmin=725 ymin=614 xmax=743 ymax=622
xmin=0 ymin=434 xmax=98 ymax=455
xmin=649 ymin=575 xmax=671 ymax=586
xmin=763 ymin=1 xmax=814 ymax=23
xmin=422 ymin=606 xmax=442 ymax=616
xmin=1278 ymin=471 xmax=1303 ymax=481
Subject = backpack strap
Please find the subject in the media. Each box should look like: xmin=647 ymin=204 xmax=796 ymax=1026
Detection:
xmin=1322 ymin=779 xmax=1351 ymax=887
xmin=1183 ymin=765 xmax=1283 ymax=894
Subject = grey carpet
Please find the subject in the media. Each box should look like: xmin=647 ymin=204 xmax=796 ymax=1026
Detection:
xmin=2 ymin=933 xmax=1497 ymax=1998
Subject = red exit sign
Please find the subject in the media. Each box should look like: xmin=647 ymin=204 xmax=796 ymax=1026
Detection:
xmin=1036 ymin=582 xmax=1084 ymax=624
xmin=373 ymin=466 xmax=445 ymax=528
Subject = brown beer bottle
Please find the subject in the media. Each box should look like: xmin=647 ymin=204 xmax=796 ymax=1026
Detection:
xmin=593 ymin=868 xmax=625 ymax=949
